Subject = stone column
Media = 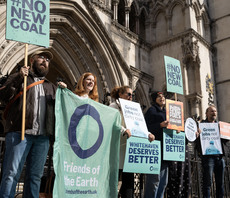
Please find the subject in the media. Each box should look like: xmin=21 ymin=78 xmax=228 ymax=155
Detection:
xmin=112 ymin=0 xmax=119 ymax=21
xmin=187 ymin=95 xmax=202 ymax=119
xmin=166 ymin=14 xmax=172 ymax=36
xmin=125 ymin=6 xmax=131 ymax=29
xmin=135 ymin=15 xmax=139 ymax=34
xmin=196 ymin=16 xmax=201 ymax=34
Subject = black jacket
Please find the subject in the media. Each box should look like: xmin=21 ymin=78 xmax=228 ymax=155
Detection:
xmin=145 ymin=104 xmax=168 ymax=162
xmin=196 ymin=119 xmax=227 ymax=157
xmin=145 ymin=104 xmax=166 ymax=142
xmin=0 ymin=71 xmax=56 ymax=136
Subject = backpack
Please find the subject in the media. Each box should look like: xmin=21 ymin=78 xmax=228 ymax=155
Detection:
xmin=0 ymin=64 xmax=22 ymax=91
xmin=0 ymin=74 xmax=9 ymax=134
xmin=0 ymin=74 xmax=9 ymax=90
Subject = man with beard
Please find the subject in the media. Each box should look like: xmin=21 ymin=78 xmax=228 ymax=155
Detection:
xmin=196 ymin=106 xmax=226 ymax=198
xmin=0 ymin=50 xmax=66 ymax=198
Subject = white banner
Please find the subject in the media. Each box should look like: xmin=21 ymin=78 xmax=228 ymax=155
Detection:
xmin=119 ymin=98 xmax=149 ymax=138
xmin=199 ymin=123 xmax=223 ymax=155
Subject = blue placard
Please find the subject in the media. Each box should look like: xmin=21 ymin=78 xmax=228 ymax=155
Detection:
xmin=163 ymin=128 xmax=185 ymax=161
xmin=123 ymin=137 xmax=161 ymax=174
xmin=164 ymin=56 xmax=183 ymax=95
xmin=6 ymin=0 xmax=50 ymax=47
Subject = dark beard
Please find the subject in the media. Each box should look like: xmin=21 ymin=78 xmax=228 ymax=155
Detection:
xmin=32 ymin=61 xmax=49 ymax=77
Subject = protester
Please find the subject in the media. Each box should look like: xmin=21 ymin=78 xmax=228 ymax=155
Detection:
xmin=52 ymin=77 xmax=121 ymax=198
xmin=74 ymin=72 xmax=98 ymax=101
xmin=0 ymin=50 xmax=66 ymax=198
xmin=109 ymin=86 xmax=155 ymax=198
xmin=196 ymin=105 xmax=225 ymax=198
xmin=109 ymin=86 xmax=133 ymax=198
xmin=144 ymin=91 xmax=169 ymax=198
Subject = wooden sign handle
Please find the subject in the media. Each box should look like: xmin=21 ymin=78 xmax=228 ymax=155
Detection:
xmin=21 ymin=43 xmax=28 ymax=141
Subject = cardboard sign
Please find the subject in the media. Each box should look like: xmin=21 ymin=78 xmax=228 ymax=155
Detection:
xmin=164 ymin=56 xmax=183 ymax=95
xmin=166 ymin=99 xmax=184 ymax=131
xmin=119 ymin=98 xmax=149 ymax=138
xmin=219 ymin=121 xmax=230 ymax=140
xmin=185 ymin=118 xmax=197 ymax=142
xmin=123 ymin=137 xmax=161 ymax=174
xmin=199 ymin=123 xmax=223 ymax=155
xmin=6 ymin=0 xmax=50 ymax=47
xmin=163 ymin=129 xmax=185 ymax=161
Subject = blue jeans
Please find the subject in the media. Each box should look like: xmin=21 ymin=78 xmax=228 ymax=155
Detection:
xmin=0 ymin=132 xmax=49 ymax=198
xmin=144 ymin=161 xmax=169 ymax=198
xmin=202 ymin=156 xmax=225 ymax=198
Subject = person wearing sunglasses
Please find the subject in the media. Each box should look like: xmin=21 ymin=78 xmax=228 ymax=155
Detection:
xmin=144 ymin=91 xmax=169 ymax=198
xmin=109 ymin=85 xmax=154 ymax=198
xmin=0 ymin=50 xmax=67 ymax=198
xmin=109 ymin=86 xmax=133 ymax=197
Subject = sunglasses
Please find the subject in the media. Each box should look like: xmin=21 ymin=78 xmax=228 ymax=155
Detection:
xmin=38 ymin=55 xmax=50 ymax=62
xmin=127 ymin=92 xmax=133 ymax=97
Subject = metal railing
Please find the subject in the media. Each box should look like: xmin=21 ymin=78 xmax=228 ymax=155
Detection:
xmin=0 ymin=137 xmax=229 ymax=197
xmin=132 ymin=142 xmax=230 ymax=198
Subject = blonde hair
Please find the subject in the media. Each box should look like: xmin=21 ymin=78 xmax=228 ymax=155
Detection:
xmin=74 ymin=72 xmax=99 ymax=102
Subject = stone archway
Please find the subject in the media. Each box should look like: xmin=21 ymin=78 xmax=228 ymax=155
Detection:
xmin=0 ymin=1 xmax=133 ymax=103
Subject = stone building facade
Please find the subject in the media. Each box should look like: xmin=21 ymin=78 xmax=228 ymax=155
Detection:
xmin=0 ymin=0 xmax=229 ymax=126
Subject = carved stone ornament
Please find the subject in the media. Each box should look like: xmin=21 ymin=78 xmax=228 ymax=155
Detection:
xmin=181 ymin=37 xmax=200 ymax=64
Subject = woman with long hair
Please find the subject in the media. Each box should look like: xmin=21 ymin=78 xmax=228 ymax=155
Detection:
xmin=110 ymin=85 xmax=154 ymax=198
xmin=110 ymin=85 xmax=133 ymax=197
xmin=74 ymin=72 xmax=99 ymax=101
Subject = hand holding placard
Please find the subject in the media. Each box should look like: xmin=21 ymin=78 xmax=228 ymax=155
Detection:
xmin=160 ymin=120 xmax=169 ymax=128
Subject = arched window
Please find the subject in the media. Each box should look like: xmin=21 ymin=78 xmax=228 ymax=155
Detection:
xmin=111 ymin=1 xmax=114 ymax=19
xmin=139 ymin=10 xmax=146 ymax=39
xmin=171 ymin=4 xmax=185 ymax=35
xmin=155 ymin=12 xmax=167 ymax=42
xmin=129 ymin=3 xmax=137 ymax=33
xmin=118 ymin=0 xmax=125 ymax=26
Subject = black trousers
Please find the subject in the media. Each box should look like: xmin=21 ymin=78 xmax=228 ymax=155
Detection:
xmin=119 ymin=170 xmax=134 ymax=198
